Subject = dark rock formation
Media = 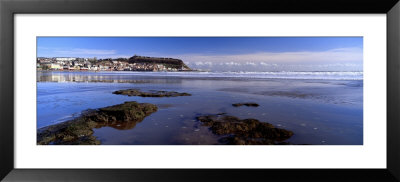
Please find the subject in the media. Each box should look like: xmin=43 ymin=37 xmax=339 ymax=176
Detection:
xmin=113 ymin=89 xmax=191 ymax=97
xmin=196 ymin=113 xmax=293 ymax=145
xmin=37 ymin=101 xmax=158 ymax=145
xmin=128 ymin=55 xmax=191 ymax=70
xmin=232 ymin=102 xmax=260 ymax=107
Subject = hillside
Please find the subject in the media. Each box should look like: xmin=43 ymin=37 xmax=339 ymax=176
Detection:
xmin=128 ymin=55 xmax=191 ymax=70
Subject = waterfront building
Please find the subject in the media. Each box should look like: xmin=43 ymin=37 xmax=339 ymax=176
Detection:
xmin=55 ymin=57 xmax=76 ymax=61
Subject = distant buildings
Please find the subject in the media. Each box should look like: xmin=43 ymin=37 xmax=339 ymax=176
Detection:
xmin=55 ymin=57 xmax=76 ymax=61
xmin=36 ymin=56 xmax=191 ymax=72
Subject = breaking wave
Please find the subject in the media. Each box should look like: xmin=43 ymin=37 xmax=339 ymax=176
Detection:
xmin=74 ymin=71 xmax=363 ymax=80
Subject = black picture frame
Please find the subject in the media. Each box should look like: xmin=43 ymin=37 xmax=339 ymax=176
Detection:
xmin=1 ymin=0 xmax=399 ymax=181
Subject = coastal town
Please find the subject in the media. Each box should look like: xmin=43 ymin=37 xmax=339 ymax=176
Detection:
xmin=36 ymin=55 xmax=192 ymax=72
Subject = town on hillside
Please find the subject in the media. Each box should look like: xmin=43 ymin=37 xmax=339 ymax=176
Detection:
xmin=37 ymin=55 xmax=192 ymax=72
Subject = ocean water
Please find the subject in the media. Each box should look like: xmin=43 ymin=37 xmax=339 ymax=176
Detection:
xmin=37 ymin=71 xmax=363 ymax=145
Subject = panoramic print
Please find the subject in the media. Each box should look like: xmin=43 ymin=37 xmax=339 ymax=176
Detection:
xmin=36 ymin=37 xmax=363 ymax=145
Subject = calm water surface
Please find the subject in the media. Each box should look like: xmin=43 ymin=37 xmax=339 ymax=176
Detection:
xmin=37 ymin=71 xmax=363 ymax=145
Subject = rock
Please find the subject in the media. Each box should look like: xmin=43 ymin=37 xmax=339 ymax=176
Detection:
xmin=37 ymin=101 xmax=158 ymax=145
xmin=232 ymin=102 xmax=259 ymax=107
xmin=196 ymin=113 xmax=293 ymax=145
xmin=113 ymin=89 xmax=191 ymax=97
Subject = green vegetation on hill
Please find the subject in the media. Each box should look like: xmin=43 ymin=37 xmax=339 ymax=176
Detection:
xmin=128 ymin=55 xmax=191 ymax=70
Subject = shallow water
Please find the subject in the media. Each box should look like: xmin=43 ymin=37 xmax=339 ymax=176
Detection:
xmin=37 ymin=71 xmax=363 ymax=145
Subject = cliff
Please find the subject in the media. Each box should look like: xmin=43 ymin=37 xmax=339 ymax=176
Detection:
xmin=128 ymin=55 xmax=191 ymax=70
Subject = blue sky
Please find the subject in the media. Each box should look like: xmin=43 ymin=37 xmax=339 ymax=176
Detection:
xmin=37 ymin=37 xmax=363 ymax=71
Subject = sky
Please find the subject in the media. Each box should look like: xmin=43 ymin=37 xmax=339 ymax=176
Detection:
xmin=37 ymin=37 xmax=363 ymax=72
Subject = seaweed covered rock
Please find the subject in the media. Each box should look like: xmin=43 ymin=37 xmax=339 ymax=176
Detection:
xmin=37 ymin=101 xmax=158 ymax=145
xmin=37 ymin=119 xmax=99 ymax=145
xmin=196 ymin=114 xmax=293 ymax=145
xmin=87 ymin=102 xmax=157 ymax=124
xmin=232 ymin=102 xmax=259 ymax=107
xmin=113 ymin=89 xmax=191 ymax=97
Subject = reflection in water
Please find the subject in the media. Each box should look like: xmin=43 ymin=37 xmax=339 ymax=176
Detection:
xmin=37 ymin=71 xmax=182 ymax=84
xmin=94 ymin=118 xmax=141 ymax=130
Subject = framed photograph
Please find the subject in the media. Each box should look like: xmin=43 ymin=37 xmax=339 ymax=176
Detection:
xmin=1 ymin=0 xmax=399 ymax=181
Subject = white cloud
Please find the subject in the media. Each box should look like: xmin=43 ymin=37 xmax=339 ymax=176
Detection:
xmin=171 ymin=47 xmax=363 ymax=64
xmin=193 ymin=61 xmax=213 ymax=66
xmin=178 ymin=47 xmax=363 ymax=71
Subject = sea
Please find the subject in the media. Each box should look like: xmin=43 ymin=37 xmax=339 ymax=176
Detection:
xmin=37 ymin=71 xmax=363 ymax=145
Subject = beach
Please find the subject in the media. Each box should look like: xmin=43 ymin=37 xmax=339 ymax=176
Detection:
xmin=37 ymin=71 xmax=363 ymax=145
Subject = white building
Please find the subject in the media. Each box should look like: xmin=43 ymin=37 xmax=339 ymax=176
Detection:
xmin=50 ymin=63 xmax=61 ymax=70
xmin=55 ymin=57 xmax=76 ymax=61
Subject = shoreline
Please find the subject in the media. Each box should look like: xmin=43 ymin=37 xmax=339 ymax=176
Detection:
xmin=37 ymin=70 xmax=363 ymax=73
xmin=37 ymin=70 xmax=364 ymax=81
xmin=36 ymin=69 xmax=199 ymax=72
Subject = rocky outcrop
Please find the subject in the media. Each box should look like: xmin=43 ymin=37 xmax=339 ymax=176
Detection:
xmin=37 ymin=101 xmax=158 ymax=145
xmin=113 ymin=89 xmax=191 ymax=97
xmin=232 ymin=102 xmax=259 ymax=107
xmin=196 ymin=113 xmax=293 ymax=145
